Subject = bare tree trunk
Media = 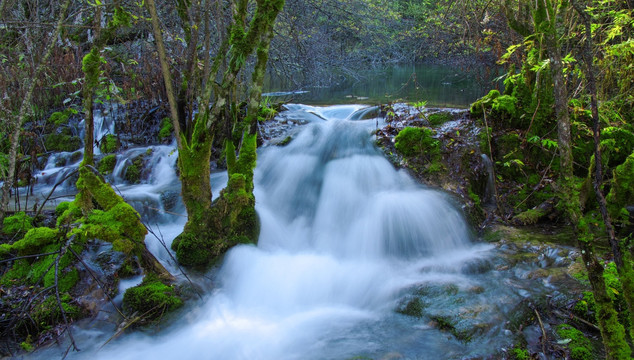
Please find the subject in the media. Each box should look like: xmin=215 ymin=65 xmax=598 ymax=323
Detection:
xmin=145 ymin=0 xmax=183 ymax=150
xmin=0 ymin=0 xmax=71 ymax=222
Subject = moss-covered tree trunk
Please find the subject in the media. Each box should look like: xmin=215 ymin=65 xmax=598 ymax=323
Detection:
xmin=0 ymin=0 xmax=71 ymax=222
xmin=572 ymin=0 xmax=634 ymax=343
xmin=148 ymin=0 xmax=285 ymax=267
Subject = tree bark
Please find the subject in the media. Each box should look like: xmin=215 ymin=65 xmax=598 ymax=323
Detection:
xmin=0 ymin=0 xmax=71 ymax=222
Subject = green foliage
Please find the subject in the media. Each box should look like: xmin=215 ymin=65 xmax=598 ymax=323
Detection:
xmin=394 ymin=127 xmax=439 ymax=158
xmin=97 ymin=154 xmax=117 ymax=175
xmin=123 ymin=274 xmax=182 ymax=319
xmin=2 ymin=211 xmax=33 ymax=236
xmin=601 ymin=127 xmax=634 ymax=167
xmin=99 ymin=134 xmax=119 ymax=154
xmin=158 ymin=117 xmax=174 ymax=141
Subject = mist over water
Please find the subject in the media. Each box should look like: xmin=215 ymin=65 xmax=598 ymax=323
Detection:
xmin=40 ymin=105 xmax=509 ymax=360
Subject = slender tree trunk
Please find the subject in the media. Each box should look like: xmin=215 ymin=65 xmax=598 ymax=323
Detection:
xmin=0 ymin=0 xmax=71 ymax=222
xmin=145 ymin=0 xmax=183 ymax=150
xmin=82 ymin=6 xmax=102 ymax=168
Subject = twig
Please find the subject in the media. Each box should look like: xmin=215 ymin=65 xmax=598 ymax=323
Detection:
xmin=481 ymin=103 xmax=500 ymax=212
xmin=0 ymin=250 xmax=60 ymax=264
xmin=34 ymin=169 xmax=79 ymax=219
xmin=534 ymin=308 xmax=547 ymax=356
xmin=552 ymin=309 xmax=600 ymax=331
xmin=67 ymin=246 xmax=127 ymax=320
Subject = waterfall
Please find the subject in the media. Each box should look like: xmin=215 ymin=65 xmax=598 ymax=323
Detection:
xmin=36 ymin=104 xmax=526 ymax=360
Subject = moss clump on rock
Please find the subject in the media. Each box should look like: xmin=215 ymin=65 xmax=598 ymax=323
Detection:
xmin=5 ymin=227 xmax=59 ymax=255
xmin=394 ymin=127 xmax=439 ymax=158
xmin=158 ymin=117 xmax=174 ymax=142
xmin=123 ymin=274 xmax=182 ymax=320
xmin=2 ymin=211 xmax=33 ymax=236
xmin=556 ymin=324 xmax=595 ymax=360
xmin=99 ymin=134 xmax=119 ymax=154
xmin=428 ymin=112 xmax=452 ymax=126
xmin=44 ymin=132 xmax=82 ymax=153
xmin=97 ymin=154 xmax=117 ymax=175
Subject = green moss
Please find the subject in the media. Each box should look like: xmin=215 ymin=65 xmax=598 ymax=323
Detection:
xmin=84 ymin=203 xmax=146 ymax=254
xmin=56 ymin=201 xmax=82 ymax=227
xmin=428 ymin=112 xmax=452 ymax=126
xmin=44 ymin=133 xmax=82 ymax=152
xmin=470 ymin=89 xmax=500 ymax=117
xmin=54 ymin=201 xmax=71 ymax=217
xmin=491 ymin=95 xmax=517 ymax=117
xmin=513 ymin=208 xmax=546 ymax=225
xmin=123 ymin=274 xmax=182 ymax=319
xmin=8 ymin=227 xmax=59 ymax=255
xmin=158 ymin=117 xmax=174 ymax=141
xmin=606 ymin=152 xmax=634 ymax=224
xmin=511 ymin=347 xmax=530 ymax=360
xmin=97 ymin=154 xmax=117 ymax=175
xmin=556 ymin=324 xmax=595 ymax=360
xmin=99 ymin=134 xmax=119 ymax=154
xmin=394 ymin=127 xmax=439 ymax=158
xmin=173 ymin=232 xmax=213 ymax=267
xmin=32 ymin=294 xmax=81 ymax=329
xmin=2 ymin=211 xmax=33 ymax=236
xmin=235 ymin=134 xmax=257 ymax=193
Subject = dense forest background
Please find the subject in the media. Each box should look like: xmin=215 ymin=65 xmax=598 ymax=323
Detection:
xmin=1 ymin=0 xmax=634 ymax=359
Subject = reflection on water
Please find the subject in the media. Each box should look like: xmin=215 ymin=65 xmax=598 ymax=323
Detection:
xmin=263 ymin=64 xmax=500 ymax=107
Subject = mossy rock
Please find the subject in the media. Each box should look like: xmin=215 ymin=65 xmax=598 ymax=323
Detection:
xmin=512 ymin=208 xmax=546 ymax=225
xmin=394 ymin=127 xmax=439 ymax=158
xmin=428 ymin=112 xmax=453 ymax=126
xmin=556 ymin=324 xmax=595 ymax=360
xmin=99 ymin=134 xmax=119 ymax=154
xmin=44 ymin=133 xmax=82 ymax=152
xmin=396 ymin=297 xmax=425 ymax=318
xmin=7 ymin=227 xmax=59 ymax=255
xmin=123 ymin=274 xmax=182 ymax=320
xmin=2 ymin=211 xmax=33 ymax=236
xmin=97 ymin=154 xmax=117 ymax=175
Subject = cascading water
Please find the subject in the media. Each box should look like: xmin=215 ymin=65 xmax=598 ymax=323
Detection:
xmin=33 ymin=104 xmax=577 ymax=360
xmin=40 ymin=104 xmax=510 ymax=360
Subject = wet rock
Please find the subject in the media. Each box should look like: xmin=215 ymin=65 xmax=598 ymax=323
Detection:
xmin=160 ymin=191 xmax=179 ymax=212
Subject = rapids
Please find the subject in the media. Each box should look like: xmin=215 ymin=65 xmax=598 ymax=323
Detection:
xmin=32 ymin=104 xmax=565 ymax=360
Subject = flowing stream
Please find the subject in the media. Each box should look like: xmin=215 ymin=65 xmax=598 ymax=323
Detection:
xmin=31 ymin=104 xmax=571 ymax=359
